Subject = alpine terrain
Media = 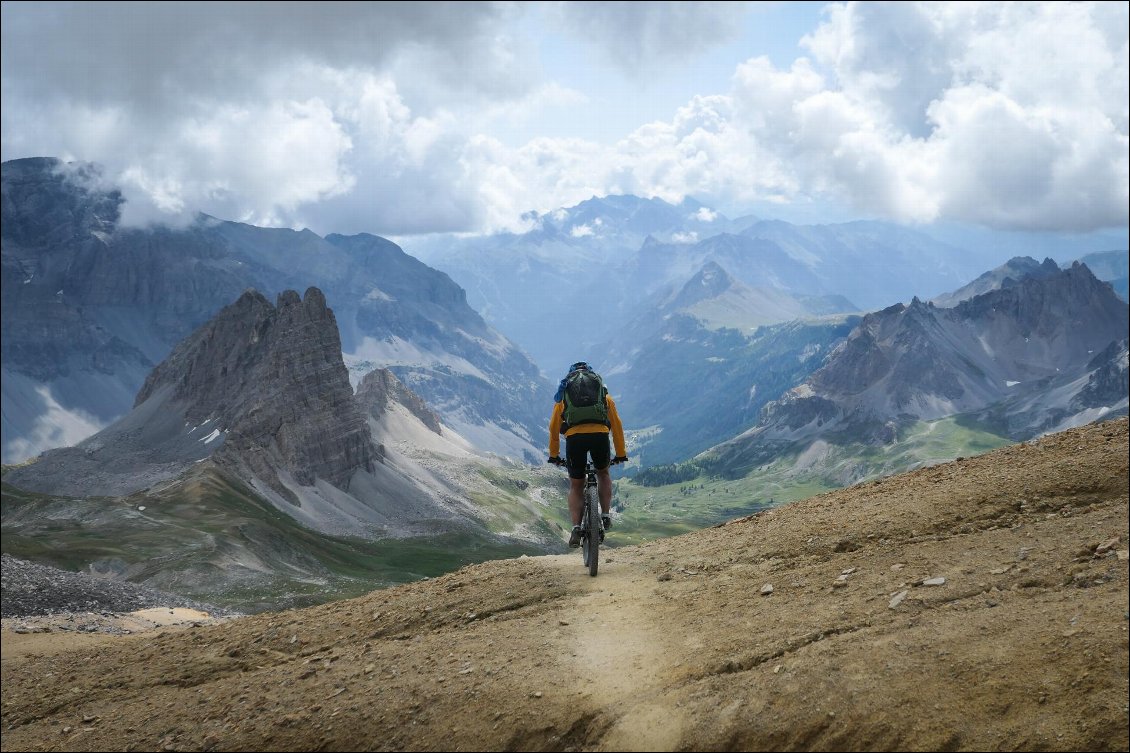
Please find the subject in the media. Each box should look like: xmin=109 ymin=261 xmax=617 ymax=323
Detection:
xmin=2 ymin=417 xmax=1126 ymax=751
xmin=696 ymin=262 xmax=1128 ymax=488
xmin=1 ymin=157 xmax=551 ymax=465
xmin=2 ymin=287 xmax=566 ymax=611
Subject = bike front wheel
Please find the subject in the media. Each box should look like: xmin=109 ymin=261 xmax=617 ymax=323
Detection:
xmin=584 ymin=485 xmax=600 ymax=577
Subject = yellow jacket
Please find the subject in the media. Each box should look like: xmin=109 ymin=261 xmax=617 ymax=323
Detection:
xmin=549 ymin=395 xmax=627 ymax=458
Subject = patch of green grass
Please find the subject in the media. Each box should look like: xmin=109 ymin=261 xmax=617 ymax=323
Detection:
xmin=2 ymin=467 xmax=549 ymax=613
xmin=607 ymin=416 xmax=1011 ymax=546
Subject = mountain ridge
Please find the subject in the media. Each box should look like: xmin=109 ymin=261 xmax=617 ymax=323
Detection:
xmin=2 ymin=285 xmax=566 ymax=606
xmin=1 ymin=157 xmax=551 ymax=464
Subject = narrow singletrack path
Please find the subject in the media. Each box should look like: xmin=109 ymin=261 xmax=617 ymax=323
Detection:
xmin=541 ymin=553 xmax=691 ymax=751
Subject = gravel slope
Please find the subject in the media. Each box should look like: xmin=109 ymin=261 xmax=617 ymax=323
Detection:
xmin=0 ymin=554 xmax=227 ymax=619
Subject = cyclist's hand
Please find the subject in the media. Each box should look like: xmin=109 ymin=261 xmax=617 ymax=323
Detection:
xmin=547 ymin=456 xmax=565 ymax=466
xmin=612 ymin=456 xmax=628 ymax=465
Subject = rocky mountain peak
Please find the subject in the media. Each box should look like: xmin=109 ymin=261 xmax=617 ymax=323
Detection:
xmin=932 ymin=255 xmax=1064 ymax=307
xmin=356 ymin=368 xmax=443 ymax=435
xmin=10 ymin=286 xmax=376 ymax=499
xmin=718 ymin=263 xmax=1129 ymax=464
xmin=665 ymin=260 xmax=736 ymax=310
xmin=203 ymin=286 xmax=375 ymax=492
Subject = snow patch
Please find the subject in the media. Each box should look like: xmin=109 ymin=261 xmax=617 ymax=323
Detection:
xmin=200 ymin=428 xmax=224 ymax=444
xmin=1006 ymin=380 xmax=1021 ymax=387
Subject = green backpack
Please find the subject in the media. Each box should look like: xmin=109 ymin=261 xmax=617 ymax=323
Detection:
xmin=561 ymin=368 xmax=609 ymax=431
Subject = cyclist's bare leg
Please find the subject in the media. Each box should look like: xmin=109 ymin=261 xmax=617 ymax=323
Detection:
xmin=568 ymin=477 xmax=585 ymax=525
xmin=597 ymin=467 xmax=612 ymax=515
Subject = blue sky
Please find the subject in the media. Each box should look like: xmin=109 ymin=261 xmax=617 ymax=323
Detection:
xmin=2 ymin=2 xmax=1127 ymax=240
xmin=509 ymin=2 xmax=827 ymax=146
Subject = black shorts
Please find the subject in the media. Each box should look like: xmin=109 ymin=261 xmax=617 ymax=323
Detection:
xmin=565 ymin=432 xmax=611 ymax=480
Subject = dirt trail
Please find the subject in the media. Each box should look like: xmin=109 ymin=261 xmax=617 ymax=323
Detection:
xmin=1 ymin=417 xmax=1127 ymax=752
xmin=545 ymin=554 xmax=689 ymax=751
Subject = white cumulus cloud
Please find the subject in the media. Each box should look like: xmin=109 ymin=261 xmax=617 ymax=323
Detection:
xmin=2 ymin=1 xmax=1125 ymax=235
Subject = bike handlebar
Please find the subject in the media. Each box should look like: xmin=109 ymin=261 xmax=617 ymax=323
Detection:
xmin=547 ymin=457 xmax=628 ymax=468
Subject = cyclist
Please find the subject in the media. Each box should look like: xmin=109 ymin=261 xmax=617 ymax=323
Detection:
xmin=547 ymin=362 xmax=628 ymax=547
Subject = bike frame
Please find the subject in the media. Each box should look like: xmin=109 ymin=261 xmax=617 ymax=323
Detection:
xmin=579 ymin=462 xmax=603 ymax=576
xmin=556 ymin=457 xmax=621 ymax=577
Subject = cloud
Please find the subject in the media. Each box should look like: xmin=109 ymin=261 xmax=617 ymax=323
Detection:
xmin=552 ymin=1 xmax=751 ymax=71
xmin=2 ymin=1 xmax=1125 ymax=236
xmin=3 ymin=386 xmax=105 ymax=463
xmin=791 ymin=1 xmax=1130 ymax=230
xmin=0 ymin=2 xmax=525 ymax=106
xmin=0 ymin=2 xmax=532 ymax=234
xmin=487 ymin=1 xmax=1128 ymax=233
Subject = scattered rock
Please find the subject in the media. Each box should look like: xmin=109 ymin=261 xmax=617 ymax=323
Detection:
xmin=889 ymin=590 xmax=908 ymax=609
xmin=834 ymin=539 xmax=860 ymax=553
xmin=760 ymin=584 xmax=774 ymax=595
xmin=657 ymin=573 xmax=673 ymax=582
xmin=0 ymin=554 xmax=225 ymax=620
xmin=1095 ymin=537 xmax=1121 ymax=554
xmin=918 ymin=577 xmax=946 ymax=587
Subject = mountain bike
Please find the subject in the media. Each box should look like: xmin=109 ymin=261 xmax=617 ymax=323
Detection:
xmin=552 ymin=458 xmax=623 ymax=577
xmin=579 ymin=461 xmax=603 ymax=576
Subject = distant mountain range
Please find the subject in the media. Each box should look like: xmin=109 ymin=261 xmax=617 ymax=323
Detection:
xmin=402 ymin=194 xmax=1064 ymax=375
xmin=696 ymin=262 xmax=1128 ymax=484
xmin=3 ymin=285 xmax=562 ymax=608
xmin=1068 ymin=250 xmax=1129 ymax=301
xmin=1 ymin=157 xmax=552 ymax=464
xmin=3 ymin=157 xmax=1127 ymax=609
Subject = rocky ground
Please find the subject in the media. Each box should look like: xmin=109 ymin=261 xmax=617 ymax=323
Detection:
xmin=1 ymin=554 xmax=229 ymax=624
xmin=1 ymin=417 xmax=1127 ymax=752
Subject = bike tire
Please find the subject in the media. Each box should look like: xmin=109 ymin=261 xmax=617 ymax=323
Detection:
xmin=585 ymin=485 xmax=600 ymax=577
xmin=581 ymin=503 xmax=591 ymax=568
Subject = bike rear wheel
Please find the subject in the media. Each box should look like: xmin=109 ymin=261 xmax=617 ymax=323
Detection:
xmin=584 ymin=485 xmax=600 ymax=576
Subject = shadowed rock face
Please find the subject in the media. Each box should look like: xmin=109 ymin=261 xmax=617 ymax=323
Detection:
xmin=1075 ymin=339 xmax=1129 ymax=411
xmin=138 ymin=287 xmax=376 ymax=492
xmin=706 ymin=264 xmax=1129 ymax=472
xmin=7 ymin=287 xmax=375 ymax=498
xmin=355 ymin=368 xmax=443 ymax=435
